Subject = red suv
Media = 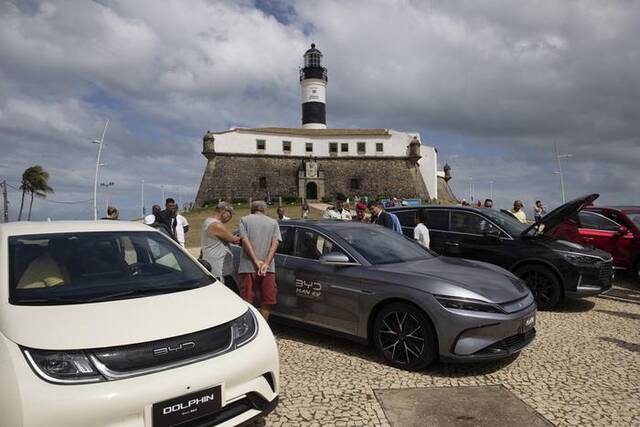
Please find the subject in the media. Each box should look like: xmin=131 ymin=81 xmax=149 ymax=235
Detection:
xmin=549 ymin=206 xmax=640 ymax=281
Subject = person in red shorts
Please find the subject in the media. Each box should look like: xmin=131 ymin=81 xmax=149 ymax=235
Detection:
xmin=238 ymin=200 xmax=282 ymax=320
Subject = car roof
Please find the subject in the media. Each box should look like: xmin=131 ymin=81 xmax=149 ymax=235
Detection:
xmin=387 ymin=205 xmax=490 ymax=214
xmin=0 ymin=220 xmax=153 ymax=237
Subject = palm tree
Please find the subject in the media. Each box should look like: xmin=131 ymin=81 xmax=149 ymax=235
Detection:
xmin=18 ymin=166 xmax=54 ymax=221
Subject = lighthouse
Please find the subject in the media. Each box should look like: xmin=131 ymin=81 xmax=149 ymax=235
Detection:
xmin=300 ymin=43 xmax=328 ymax=129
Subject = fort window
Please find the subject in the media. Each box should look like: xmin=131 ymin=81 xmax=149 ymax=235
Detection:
xmin=259 ymin=176 xmax=267 ymax=189
xmin=341 ymin=143 xmax=349 ymax=153
xmin=357 ymin=142 xmax=366 ymax=154
xmin=350 ymin=178 xmax=362 ymax=190
xmin=329 ymin=142 xmax=338 ymax=154
xmin=256 ymin=139 xmax=266 ymax=151
xmin=376 ymin=143 xmax=384 ymax=153
xmin=306 ymin=142 xmax=313 ymax=153
xmin=283 ymin=141 xmax=291 ymax=153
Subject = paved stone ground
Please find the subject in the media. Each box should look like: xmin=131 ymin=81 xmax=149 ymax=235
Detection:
xmin=252 ymin=276 xmax=640 ymax=427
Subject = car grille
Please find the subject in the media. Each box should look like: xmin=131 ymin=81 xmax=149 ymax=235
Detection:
xmin=480 ymin=329 xmax=536 ymax=354
xmin=91 ymin=323 xmax=232 ymax=375
xmin=598 ymin=261 xmax=613 ymax=286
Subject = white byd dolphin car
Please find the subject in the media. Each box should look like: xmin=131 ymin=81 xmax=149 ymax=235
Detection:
xmin=0 ymin=221 xmax=279 ymax=427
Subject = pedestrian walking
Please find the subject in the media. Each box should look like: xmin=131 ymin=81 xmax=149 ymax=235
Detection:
xmin=238 ymin=201 xmax=281 ymax=320
xmin=483 ymin=199 xmax=493 ymax=208
xmin=301 ymin=201 xmax=310 ymax=219
xmin=414 ymin=209 xmax=430 ymax=248
xmin=323 ymin=193 xmax=352 ymax=220
xmin=277 ymin=207 xmax=290 ymax=220
xmin=534 ymin=200 xmax=546 ymax=223
xmin=157 ymin=198 xmax=178 ymax=240
xmin=510 ymin=200 xmax=527 ymax=223
xmin=201 ymin=202 xmax=239 ymax=283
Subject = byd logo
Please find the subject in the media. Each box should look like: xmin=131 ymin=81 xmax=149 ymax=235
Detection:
xmin=153 ymin=341 xmax=196 ymax=356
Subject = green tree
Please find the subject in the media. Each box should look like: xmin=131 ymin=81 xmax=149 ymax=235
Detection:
xmin=18 ymin=166 xmax=54 ymax=221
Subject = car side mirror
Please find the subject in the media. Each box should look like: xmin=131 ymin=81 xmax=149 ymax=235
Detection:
xmin=319 ymin=252 xmax=356 ymax=266
xmin=484 ymin=228 xmax=501 ymax=241
xmin=198 ymin=258 xmax=212 ymax=272
xmin=617 ymin=225 xmax=629 ymax=236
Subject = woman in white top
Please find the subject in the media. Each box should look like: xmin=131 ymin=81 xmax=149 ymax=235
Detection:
xmin=414 ymin=209 xmax=430 ymax=249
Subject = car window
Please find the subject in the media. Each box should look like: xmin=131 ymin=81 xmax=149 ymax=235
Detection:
xmin=294 ymin=229 xmax=336 ymax=260
xmin=578 ymin=211 xmax=620 ymax=231
xmin=450 ymin=211 xmax=493 ymax=235
xmin=9 ymin=231 xmax=211 ymax=305
xmin=334 ymin=225 xmax=433 ymax=265
xmin=393 ymin=210 xmax=416 ymax=227
xmin=425 ymin=209 xmax=449 ymax=230
xmin=277 ymin=226 xmax=294 ymax=255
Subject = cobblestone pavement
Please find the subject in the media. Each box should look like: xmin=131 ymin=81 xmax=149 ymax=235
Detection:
xmin=253 ymin=277 xmax=640 ymax=427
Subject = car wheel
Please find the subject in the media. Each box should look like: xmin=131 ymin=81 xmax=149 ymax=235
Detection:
xmin=372 ymin=302 xmax=437 ymax=370
xmin=634 ymin=259 xmax=640 ymax=282
xmin=515 ymin=265 xmax=562 ymax=310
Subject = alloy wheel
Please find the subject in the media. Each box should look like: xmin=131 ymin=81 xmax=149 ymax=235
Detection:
xmin=523 ymin=271 xmax=554 ymax=304
xmin=377 ymin=311 xmax=426 ymax=365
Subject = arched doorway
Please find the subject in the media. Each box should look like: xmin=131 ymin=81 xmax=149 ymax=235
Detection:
xmin=306 ymin=182 xmax=318 ymax=200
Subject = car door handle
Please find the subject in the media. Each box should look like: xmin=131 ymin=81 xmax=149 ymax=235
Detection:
xmin=360 ymin=289 xmax=374 ymax=295
xmin=445 ymin=242 xmax=460 ymax=247
xmin=582 ymin=237 xmax=595 ymax=242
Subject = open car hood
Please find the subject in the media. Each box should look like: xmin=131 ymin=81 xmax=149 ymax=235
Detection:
xmin=521 ymin=193 xmax=600 ymax=237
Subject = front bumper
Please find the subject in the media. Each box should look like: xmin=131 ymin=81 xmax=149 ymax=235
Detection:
xmin=565 ymin=261 xmax=614 ymax=298
xmin=1 ymin=308 xmax=279 ymax=427
xmin=430 ymin=298 xmax=537 ymax=362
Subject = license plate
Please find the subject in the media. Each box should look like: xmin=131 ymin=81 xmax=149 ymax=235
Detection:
xmin=152 ymin=385 xmax=222 ymax=427
xmin=520 ymin=314 xmax=535 ymax=333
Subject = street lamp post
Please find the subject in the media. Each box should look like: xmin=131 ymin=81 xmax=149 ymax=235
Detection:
xmin=161 ymin=185 xmax=165 ymax=203
xmin=489 ymin=180 xmax=494 ymax=201
xmin=100 ymin=181 xmax=115 ymax=214
xmin=141 ymin=180 xmax=145 ymax=219
xmin=92 ymin=120 xmax=109 ymax=220
xmin=554 ymin=142 xmax=572 ymax=203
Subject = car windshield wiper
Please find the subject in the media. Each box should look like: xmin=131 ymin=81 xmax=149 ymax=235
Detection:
xmin=84 ymin=285 xmax=202 ymax=302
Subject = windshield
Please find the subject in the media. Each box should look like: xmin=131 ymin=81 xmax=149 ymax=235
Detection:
xmin=483 ymin=209 xmax=529 ymax=236
xmin=626 ymin=213 xmax=640 ymax=228
xmin=9 ymin=231 xmax=212 ymax=305
xmin=333 ymin=225 xmax=434 ymax=265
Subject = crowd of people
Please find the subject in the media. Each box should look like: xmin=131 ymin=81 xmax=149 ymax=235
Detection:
xmin=459 ymin=198 xmax=547 ymax=224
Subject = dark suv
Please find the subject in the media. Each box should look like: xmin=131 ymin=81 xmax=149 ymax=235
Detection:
xmin=389 ymin=194 xmax=614 ymax=309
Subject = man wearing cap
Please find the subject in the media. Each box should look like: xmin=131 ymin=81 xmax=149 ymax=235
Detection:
xmin=352 ymin=202 xmax=369 ymax=222
xmin=323 ymin=192 xmax=352 ymax=220
xmin=201 ymin=202 xmax=240 ymax=284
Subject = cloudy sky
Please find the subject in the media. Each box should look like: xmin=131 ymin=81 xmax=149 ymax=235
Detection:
xmin=1 ymin=0 xmax=638 ymax=220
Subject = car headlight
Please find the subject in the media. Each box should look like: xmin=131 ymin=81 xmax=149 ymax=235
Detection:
xmin=434 ymin=295 xmax=505 ymax=314
xmin=23 ymin=349 xmax=103 ymax=384
xmin=553 ymin=250 xmax=601 ymax=265
xmin=231 ymin=308 xmax=258 ymax=348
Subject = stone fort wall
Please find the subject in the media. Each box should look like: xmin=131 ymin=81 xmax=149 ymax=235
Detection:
xmin=195 ymin=154 xmax=429 ymax=205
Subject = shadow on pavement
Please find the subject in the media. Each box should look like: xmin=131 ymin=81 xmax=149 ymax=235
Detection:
xmin=269 ymin=322 xmax=520 ymax=377
xmin=599 ymin=337 xmax=640 ymax=354
xmin=595 ymin=309 xmax=640 ymax=321
xmin=597 ymin=278 xmax=640 ymax=306
xmin=549 ymin=298 xmax=595 ymax=313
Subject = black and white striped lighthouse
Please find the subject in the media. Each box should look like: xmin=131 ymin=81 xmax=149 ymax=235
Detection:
xmin=300 ymin=43 xmax=328 ymax=129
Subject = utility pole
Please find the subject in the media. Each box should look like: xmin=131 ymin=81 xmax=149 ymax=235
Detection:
xmin=161 ymin=185 xmax=165 ymax=203
xmin=92 ymin=119 xmax=109 ymax=220
xmin=2 ymin=180 xmax=8 ymax=223
xmin=489 ymin=180 xmax=494 ymax=201
xmin=141 ymin=180 xmax=145 ymax=218
xmin=554 ymin=142 xmax=572 ymax=204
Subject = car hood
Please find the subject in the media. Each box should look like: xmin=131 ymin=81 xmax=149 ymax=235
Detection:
xmin=541 ymin=238 xmax=613 ymax=260
xmin=373 ymin=256 xmax=530 ymax=304
xmin=0 ymin=283 xmax=247 ymax=350
xmin=522 ymin=193 xmax=599 ymax=237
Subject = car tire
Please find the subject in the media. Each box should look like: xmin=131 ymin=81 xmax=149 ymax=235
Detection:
xmin=514 ymin=265 xmax=562 ymax=310
xmin=372 ymin=302 xmax=437 ymax=370
xmin=634 ymin=259 xmax=640 ymax=283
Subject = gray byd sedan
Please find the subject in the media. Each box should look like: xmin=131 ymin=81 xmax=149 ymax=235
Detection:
xmin=229 ymin=221 xmax=536 ymax=370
